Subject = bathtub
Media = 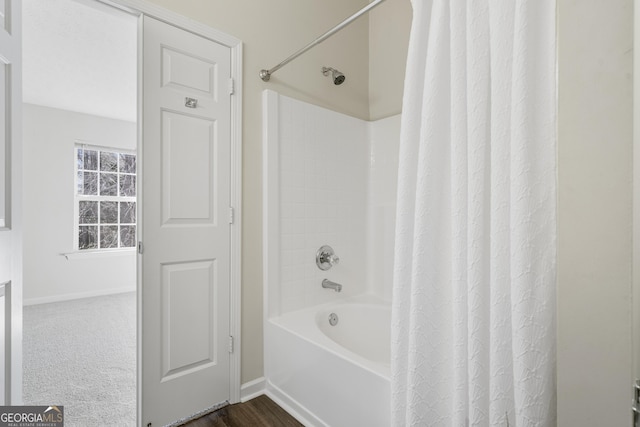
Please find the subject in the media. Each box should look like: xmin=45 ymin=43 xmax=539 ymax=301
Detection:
xmin=264 ymin=295 xmax=390 ymax=427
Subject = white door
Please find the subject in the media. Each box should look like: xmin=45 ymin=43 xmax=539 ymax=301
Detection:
xmin=141 ymin=16 xmax=232 ymax=426
xmin=0 ymin=0 xmax=21 ymax=405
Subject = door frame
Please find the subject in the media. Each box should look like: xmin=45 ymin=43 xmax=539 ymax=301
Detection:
xmin=634 ymin=1 xmax=640 ymax=422
xmin=4 ymin=0 xmax=23 ymax=405
xmin=94 ymin=0 xmax=243 ymax=411
xmin=634 ymin=0 xmax=639 ymax=410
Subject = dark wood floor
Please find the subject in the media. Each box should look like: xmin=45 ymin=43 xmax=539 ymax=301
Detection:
xmin=182 ymin=395 xmax=303 ymax=427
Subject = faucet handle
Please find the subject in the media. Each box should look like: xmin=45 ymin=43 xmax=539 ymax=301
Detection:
xmin=316 ymin=245 xmax=339 ymax=271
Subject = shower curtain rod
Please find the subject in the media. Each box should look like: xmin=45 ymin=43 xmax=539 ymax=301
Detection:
xmin=259 ymin=0 xmax=387 ymax=82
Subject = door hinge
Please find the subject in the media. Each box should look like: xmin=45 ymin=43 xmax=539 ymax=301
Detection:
xmin=633 ymin=379 xmax=640 ymax=421
xmin=229 ymin=207 xmax=235 ymax=224
xmin=228 ymin=78 xmax=235 ymax=95
xmin=228 ymin=336 xmax=234 ymax=353
xmin=138 ymin=241 xmax=144 ymax=254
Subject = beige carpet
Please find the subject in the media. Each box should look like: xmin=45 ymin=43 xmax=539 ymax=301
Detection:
xmin=23 ymin=292 xmax=136 ymax=426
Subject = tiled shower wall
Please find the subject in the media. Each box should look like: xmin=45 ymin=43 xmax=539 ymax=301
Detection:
xmin=277 ymin=94 xmax=368 ymax=313
xmin=367 ymin=115 xmax=401 ymax=303
xmin=267 ymin=91 xmax=400 ymax=315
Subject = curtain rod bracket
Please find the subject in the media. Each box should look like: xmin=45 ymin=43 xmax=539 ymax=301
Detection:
xmin=259 ymin=69 xmax=271 ymax=82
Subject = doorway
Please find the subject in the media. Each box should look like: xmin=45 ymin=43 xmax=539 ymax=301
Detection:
xmin=21 ymin=0 xmax=138 ymax=425
xmin=19 ymin=0 xmax=242 ymax=425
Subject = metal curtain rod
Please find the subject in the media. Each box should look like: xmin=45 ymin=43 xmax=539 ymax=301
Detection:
xmin=259 ymin=0 xmax=387 ymax=82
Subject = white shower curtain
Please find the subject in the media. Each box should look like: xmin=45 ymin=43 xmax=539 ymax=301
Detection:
xmin=391 ymin=1 xmax=556 ymax=426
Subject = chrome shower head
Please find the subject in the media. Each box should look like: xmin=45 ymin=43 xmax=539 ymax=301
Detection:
xmin=322 ymin=67 xmax=345 ymax=85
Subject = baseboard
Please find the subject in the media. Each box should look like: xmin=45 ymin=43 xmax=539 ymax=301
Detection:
xmin=265 ymin=380 xmax=326 ymax=427
xmin=240 ymin=377 xmax=266 ymax=402
xmin=23 ymin=287 xmax=135 ymax=306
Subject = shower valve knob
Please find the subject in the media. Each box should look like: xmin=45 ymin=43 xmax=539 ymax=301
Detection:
xmin=316 ymin=245 xmax=339 ymax=270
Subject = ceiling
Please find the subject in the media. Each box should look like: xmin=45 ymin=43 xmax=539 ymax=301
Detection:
xmin=22 ymin=0 xmax=137 ymax=122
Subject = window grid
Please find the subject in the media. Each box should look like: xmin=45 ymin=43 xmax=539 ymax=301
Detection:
xmin=75 ymin=145 xmax=137 ymax=251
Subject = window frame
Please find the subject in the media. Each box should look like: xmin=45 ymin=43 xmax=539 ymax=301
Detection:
xmin=73 ymin=142 xmax=137 ymax=252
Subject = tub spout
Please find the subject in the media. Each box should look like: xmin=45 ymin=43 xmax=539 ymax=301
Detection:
xmin=322 ymin=279 xmax=342 ymax=292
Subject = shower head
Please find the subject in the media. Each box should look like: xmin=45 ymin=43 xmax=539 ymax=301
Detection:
xmin=322 ymin=67 xmax=345 ymax=85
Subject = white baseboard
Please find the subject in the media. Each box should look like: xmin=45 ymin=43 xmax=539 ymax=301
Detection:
xmin=240 ymin=377 xmax=266 ymax=402
xmin=265 ymin=380 xmax=326 ymax=427
xmin=23 ymin=287 xmax=135 ymax=306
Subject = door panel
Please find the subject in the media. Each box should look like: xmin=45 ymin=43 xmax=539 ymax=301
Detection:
xmin=142 ymin=15 xmax=231 ymax=427
xmin=161 ymin=111 xmax=217 ymax=224
xmin=161 ymin=259 xmax=217 ymax=380
xmin=0 ymin=0 xmax=10 ymax=34
xmin=0 ymin=58 xmax=9 ymax=228
xmin=0 ymin=0 xmax=20 ymax=405
xmin=161 ymin=47 xmax=218 ymax=97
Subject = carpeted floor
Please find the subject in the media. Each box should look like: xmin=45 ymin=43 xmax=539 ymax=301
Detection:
xmin=23 ymin=292 xmax=136 ymax=427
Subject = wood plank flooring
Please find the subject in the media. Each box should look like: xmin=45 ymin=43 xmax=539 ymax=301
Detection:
xmin=182 ymin=395 xmax=303 ymax=427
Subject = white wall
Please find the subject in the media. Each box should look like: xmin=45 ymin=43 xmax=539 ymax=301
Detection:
xmin=557 ymin=0 xmax=633 ymax=425
xmin=368 ymin=0 xmax=411 ymax=120
xmin=23 ymin=104 xmax=136 ymax=305
xmin=635 ymin=0 xmax=640 ymax=395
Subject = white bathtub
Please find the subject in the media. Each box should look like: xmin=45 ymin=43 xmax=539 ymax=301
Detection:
xmin=264 ymin=295 xmax=390 ymax=427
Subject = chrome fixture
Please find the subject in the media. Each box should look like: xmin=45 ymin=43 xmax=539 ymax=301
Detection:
xmin=322 ymin=279 xmax=342 ymax=292
xmin=328 ymin=313 xmax=339 ymax=326
xmin=322 ymin=67 xmax=345 ymax=85
xmin=259 ymin=0 xmax=387 ymax=82
xmin=316 ymin=245 xmax=339 ymax=271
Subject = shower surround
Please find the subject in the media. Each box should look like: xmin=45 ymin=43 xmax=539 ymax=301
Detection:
xmin=263 ymin=90 xmax=399 ymax=425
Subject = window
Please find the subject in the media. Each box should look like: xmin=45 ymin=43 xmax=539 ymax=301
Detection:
xmin=75 ymin=145 xmax=136 ymax=251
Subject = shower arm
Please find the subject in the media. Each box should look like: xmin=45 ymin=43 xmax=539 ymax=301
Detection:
xmin=259 ymin=0 xmax=387 ymax=82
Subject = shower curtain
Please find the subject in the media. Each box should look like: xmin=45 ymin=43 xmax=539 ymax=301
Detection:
xmin=391 ymin=1 xmax=556 ymax=426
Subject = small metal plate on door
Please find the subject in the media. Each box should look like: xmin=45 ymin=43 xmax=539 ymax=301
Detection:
xmin=185 ymin=97 xmax=198 ymax=108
